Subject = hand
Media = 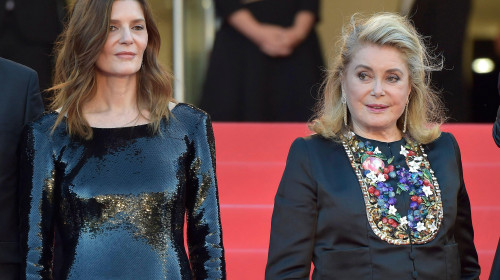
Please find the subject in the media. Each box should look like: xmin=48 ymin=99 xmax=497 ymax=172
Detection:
xmin=254 ymin=24 xmax=293 ymax=57
xmin=281 ymin=28 xmax=306 ymax=50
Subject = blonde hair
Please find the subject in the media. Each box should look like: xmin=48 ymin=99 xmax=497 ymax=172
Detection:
xmin=50 ymin=0 xmax=172 ymax=140
xmin=310 ymin=13 xmax=446 ymax=144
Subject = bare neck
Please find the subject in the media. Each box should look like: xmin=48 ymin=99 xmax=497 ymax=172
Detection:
xmin=352 ymin=123 xmax=403 ymax=143
xmin=83 ymin=74 xmax=150 ymax=128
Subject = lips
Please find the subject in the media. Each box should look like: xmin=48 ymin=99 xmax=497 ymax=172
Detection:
xmin=115 ymin=51 xmax=136 ymax=59
xmin=366 ymin=104 xmax=389 ymax=112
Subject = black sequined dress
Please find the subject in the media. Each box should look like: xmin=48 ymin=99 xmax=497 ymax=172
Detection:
xmin=19 ymin=103 xmax=226 ymax=280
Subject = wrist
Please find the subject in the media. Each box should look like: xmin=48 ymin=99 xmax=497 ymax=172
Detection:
xmin=228 ymin=10 xmax=264 ymax=44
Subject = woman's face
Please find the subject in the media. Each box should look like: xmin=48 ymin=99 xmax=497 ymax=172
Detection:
xmin=95 ymin=0 xmax=148 ymax=77
xmin=343 ymin=44 xmax=411 ymax=138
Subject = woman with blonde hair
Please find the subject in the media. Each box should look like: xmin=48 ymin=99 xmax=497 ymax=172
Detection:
xmin=19 ymin=0 xmax=226 ymax=279
xmin=266 ymin=13 xmax=480 ymax=279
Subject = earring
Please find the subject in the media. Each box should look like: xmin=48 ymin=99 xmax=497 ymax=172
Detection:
xmin=341 ymin=95 xmax=347 ymax=126
xmin=403 ymin=103 xmax=408 ymax=133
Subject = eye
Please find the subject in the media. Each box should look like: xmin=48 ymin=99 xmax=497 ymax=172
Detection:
xmin=109 ymin=25 xmax=118 ymax=31
xmin=358 ymin=72 xmax=370 ymax=81
xmin=132 ymin=25 xmax=145 ymax=31
xmin=387 ymin=74 xmax=400 ymax=83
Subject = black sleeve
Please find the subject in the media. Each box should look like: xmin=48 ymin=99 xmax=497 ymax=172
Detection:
xmin=298 ymin=0 xmax=320 ymax=21
xmin=186 ymin=113 xmax=226 ymax=279
xmin=265 ymin=138 xmax=317 ymax=280
xmin=493 ymin=73 xmax=500 ymax=147
xmin=19 ymin=124 xmax=57 ymax=279
xmin=214 ymin=0 xmax=244 ymax=19
xmin=449 ymin=134 xmax=481 ymax=279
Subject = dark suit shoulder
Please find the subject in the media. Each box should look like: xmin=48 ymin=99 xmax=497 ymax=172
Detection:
xmin=0 ymin=57 xmax=37 ymax=78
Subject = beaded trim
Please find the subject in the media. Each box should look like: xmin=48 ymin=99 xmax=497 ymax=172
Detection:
xmin=341 ymin=132 xmax=444 ymax=245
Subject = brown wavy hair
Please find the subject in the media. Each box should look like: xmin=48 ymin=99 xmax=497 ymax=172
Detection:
xmin=50 ymin=0 xmax=172 ymax=140
xmin=310 ymin=13 xmax=446 ymax=144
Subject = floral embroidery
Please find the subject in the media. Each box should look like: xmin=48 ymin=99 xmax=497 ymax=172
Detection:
xmin=341 ymin=132 xmax=444 ymax=245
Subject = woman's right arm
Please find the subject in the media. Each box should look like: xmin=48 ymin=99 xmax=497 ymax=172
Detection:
xmin=265 ymin=138 xmax=317 ymax=280
xmin=19 ymin=124 xmax=57 ymax=279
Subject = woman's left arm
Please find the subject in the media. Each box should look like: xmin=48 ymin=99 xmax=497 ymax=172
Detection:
xmin=186 ymin=113 xmax=226 ymax=280
xmin=450 ymin=134 xmax=481 ymax=279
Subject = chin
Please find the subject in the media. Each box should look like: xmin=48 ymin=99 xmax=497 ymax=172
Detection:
xmin=113 ymin=68 xmax=141 ymax=76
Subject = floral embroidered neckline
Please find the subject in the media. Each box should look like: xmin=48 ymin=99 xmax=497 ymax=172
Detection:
xmin=341 ymin=131 xmax=443 ymax=245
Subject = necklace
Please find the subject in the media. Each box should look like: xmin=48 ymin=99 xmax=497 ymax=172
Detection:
xmin=341 ymin=131 xmax=443 ymax=245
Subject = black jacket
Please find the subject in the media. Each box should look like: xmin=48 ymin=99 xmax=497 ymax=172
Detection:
xmin=0 ymin=57 xmax=44 ymax=279
xmin=493 ymin=73 xmax=500 ymax=147
xmin=266 ymin=132 xmax=480 ymax=279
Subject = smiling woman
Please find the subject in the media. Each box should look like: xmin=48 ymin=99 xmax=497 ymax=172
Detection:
xmin=342 ymin=44 xmax=411 ymax=141
xmin=266 ymin=13 xmax=481 ymax=280
xmin=19 ymin=0 xmax=226 ymax=279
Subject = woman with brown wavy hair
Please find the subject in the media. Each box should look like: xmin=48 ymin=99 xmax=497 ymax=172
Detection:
xmin=19 ymin=0 xmax=226 ymax=279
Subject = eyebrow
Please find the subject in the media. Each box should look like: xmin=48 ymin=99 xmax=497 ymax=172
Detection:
xmin=109 ymin=18 xmax=146 ymax=24
xmin=354 ymin=64 xmax=404 ymax=75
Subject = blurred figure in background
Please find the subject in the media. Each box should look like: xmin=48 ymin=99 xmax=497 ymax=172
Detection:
xmin=0 ymin=57 xmax=44 ymax=280
xmin=201 ymin=0 xmax=324 ymax=122
xmin=409 ymin=0 xmax=472 ymax=122
xmin=0 ymin=0 xmax=66 ymax=107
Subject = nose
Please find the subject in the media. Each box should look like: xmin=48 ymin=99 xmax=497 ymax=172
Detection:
xmin=119 ymin=28 xmax=133 ymax=45
xmin=372 ymin=79 xmax=385 ymax=96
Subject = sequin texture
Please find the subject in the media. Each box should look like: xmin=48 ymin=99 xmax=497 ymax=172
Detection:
xmin=19 ymin=103 xmax=226 ymax=279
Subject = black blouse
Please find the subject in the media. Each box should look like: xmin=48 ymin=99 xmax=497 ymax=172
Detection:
xmin=19 ymin=103 xmax=226 ymax=279
xmin=266 ymin=132 xmax=480 ymax=280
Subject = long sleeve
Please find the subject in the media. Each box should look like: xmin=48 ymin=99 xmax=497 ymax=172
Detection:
xmin=185 ymin=113 xmax=226 ymax=279
xmin=19 ymin=124 xmax=57 ymax=279
xmin=265 ymin=138 xmax=317 ymax=280
xmin=449 ymin=134 xmax=481 ymax=279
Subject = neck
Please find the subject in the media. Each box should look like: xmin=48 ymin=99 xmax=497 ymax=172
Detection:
xmin=88 ymin=73 xmax=139 ymax=114
xmin=83 ymin=73 xmax=151 ymax=128
xmin=352 ymin=124 xmax=403 ymax=142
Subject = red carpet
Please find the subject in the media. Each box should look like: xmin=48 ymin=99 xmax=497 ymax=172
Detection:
xmin=213 ymin=123 xmax=500 ymax=279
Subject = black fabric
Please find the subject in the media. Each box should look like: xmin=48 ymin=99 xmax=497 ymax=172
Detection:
xmin=214 ymin=0 xmax=243 ymax=19
xmin=201 ymin=0 xmax=324 ymax=122
xmin=266 ymin=132 xmax=480 ymax=279
xmin=409 ymin=0 xmax=472 ymax=122
xmin=19 ymin=104 xmax=226 ymax=279
xmin=0 ymin=0 xmax=65 ymax=104
xmin=490 ymin=238 xmax=500 ymax=280
xmin=0 ymin=58 xmax=44 ymax=280
xmin=493 ymin=73 xmax=500 ymax=147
